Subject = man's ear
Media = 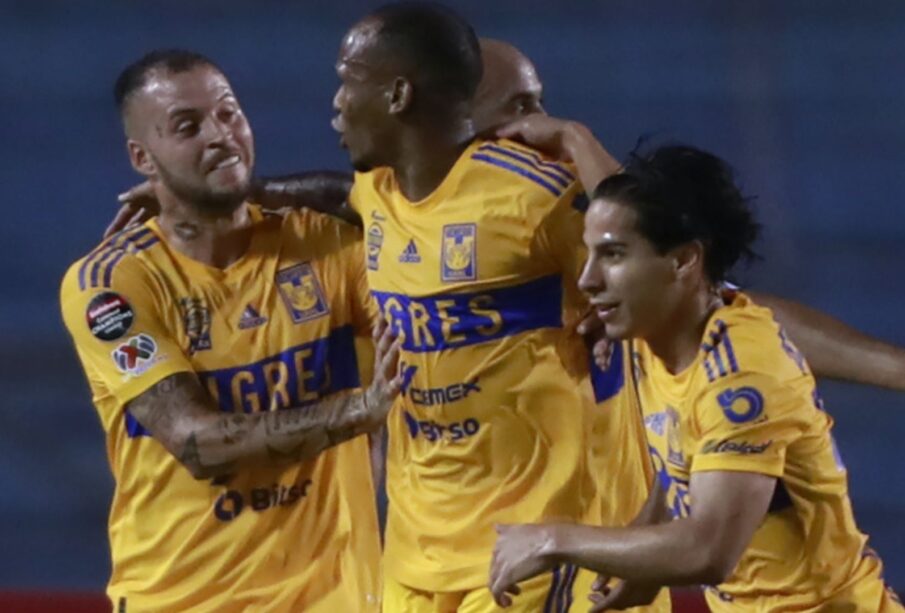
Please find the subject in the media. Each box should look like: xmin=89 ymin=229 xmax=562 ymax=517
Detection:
xmin=127 ymin=140 xmax=156 ymax=178
xmin=388 ymin=77 xmax=413 ymax=115
xmin=673 ymin=240 xmax=704 ymax=280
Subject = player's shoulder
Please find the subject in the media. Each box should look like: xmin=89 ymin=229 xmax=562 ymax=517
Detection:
xmin=279 ymin=207 xmax=363 ymax=271
xmin=283 ymin=205 xmax=361 ymax=243
xmin=695 ymin=291 xmax=805 ymax=388
xmin=61 ymin=223 xmax=163 ymax=299
xmin=466 ymin=138 xmax=580 ymax=203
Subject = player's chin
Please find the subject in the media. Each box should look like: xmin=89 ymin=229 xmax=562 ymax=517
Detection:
xmin=602 ymin=319 xmax=634 ymax=341
xmin=350 ymin=156 xmax=375 ymax=173
xmin=202 ymin=182 xmax=252 ymax=211
xmin=208 ymin=164 xmax=251 ymax=191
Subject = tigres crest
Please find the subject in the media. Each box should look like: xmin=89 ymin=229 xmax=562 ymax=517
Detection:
xmin=441 ymin=223 xmax=476 ymax=282
xmin=276 ymin=263 xmax=330 ymax=323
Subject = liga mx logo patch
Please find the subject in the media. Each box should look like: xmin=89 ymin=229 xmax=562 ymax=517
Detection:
xmin=276 ymin=263 xmax=330 ymax=323
xmin=441 ymin=223 xmax=476 ymax=282
xmin=112 ymin=333 xmax=159 ymax=375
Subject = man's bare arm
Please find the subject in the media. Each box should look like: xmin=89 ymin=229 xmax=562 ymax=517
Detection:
xmin=628 ymin=476 xmax=670 ymax=527
xmin=109 ymin=171 xmax=360 ymax=238
xmin=489 ymin=470 xmax=774 ymax=606
xmin=552 ymin=471 xmax=773 ymax=584
xmin=750 ymin=291 xmax=905 ymax=390
xmin=128 ymin=324 xmax=401 ymax=480
xmin=497 ymin=116 xmax=621 ymax=193
xmin=584 ymin=478 xmax=669 ymax=610
xmin=251 ymin=171 xmax=361 ymax=227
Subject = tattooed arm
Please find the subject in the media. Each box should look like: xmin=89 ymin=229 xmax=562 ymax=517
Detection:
xmin=108 ymin=171 xmax=359 ymax=238
xmin=127 ymin=322 xmax=402 ymax=480
xmin=250 ymin=171 xmax=361 ymax=227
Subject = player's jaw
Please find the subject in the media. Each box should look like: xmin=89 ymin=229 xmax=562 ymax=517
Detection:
xmin=153 ymin=149 xmax=252 ymax=215
xmin=332 ymin=109 xmax=384 ymax=173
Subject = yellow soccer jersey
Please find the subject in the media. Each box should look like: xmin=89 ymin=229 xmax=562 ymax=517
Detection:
xmin=629 ymin=292 xmax=900 ymax=611
xmin=60 ymin=206 xmax=381 ymax=612
xmin=587 ymin=345 xmax=672 ymax=613
xmin=350 ymin=138 xmax=599 ymax=591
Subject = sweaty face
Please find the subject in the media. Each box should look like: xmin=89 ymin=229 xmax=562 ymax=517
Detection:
xmin=473 ymin=49 xmax=544 ymax=134
xmin=578 ymin=198 xmax=679 ymax=341
xmin=333 ymin=21 xmax=394 ymax=172
xmin=127 ymin=65 xmax=254 ymax=213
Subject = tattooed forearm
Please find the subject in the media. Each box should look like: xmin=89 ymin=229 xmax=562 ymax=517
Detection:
xmin=126 ymin=372 xmax=381 ymax=479
xmin=251 ymin=171 xmax=361 ymax=227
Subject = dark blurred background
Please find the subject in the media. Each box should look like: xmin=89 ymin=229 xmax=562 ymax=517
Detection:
xmin=1 ymin=0 xmax=903 ymax=594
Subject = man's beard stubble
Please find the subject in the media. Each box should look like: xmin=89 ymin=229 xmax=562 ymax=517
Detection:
xmin=154 ymin=155 xmax=251 ymax=216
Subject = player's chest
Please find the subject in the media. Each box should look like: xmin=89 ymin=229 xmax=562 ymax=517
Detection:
xmin=362 ymin=200 xmax=550 ymax=293
xmin=156 ymin=260 xmax=347 ymax=372
xmin=638 ymin=377 xmax=695 ymax=518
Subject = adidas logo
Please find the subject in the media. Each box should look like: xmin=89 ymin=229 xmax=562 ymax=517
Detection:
xmin=238 ymin=304 xmax=267 ymax=330
xmin=398 ymin=239 xmax=421 ymax=263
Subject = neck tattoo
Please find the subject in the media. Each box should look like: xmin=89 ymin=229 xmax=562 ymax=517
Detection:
xmin=174 ymin=222 xmax=200 ymax=241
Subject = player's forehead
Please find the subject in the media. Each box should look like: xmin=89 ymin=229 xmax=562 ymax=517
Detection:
xmin=584 ymin=198 xmax=638 ymax=244
xmin=337 ymin=18 xmax=383 ymax=75
xmin=483 ymin=42 xmax=538 ymax=84
xmin=508 ymin=55 xmax=541 ymax=96
xmin=133 ymin=65 xmax=235 ymax=117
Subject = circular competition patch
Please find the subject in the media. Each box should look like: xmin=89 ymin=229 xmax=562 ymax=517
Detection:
xmin=86 ymin=292 xmax=134 ymax=341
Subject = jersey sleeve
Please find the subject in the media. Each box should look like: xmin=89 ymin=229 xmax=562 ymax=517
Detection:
xmin=689 ymin=371 xmax=812 ymax=477
xmin=534 ymin=181 xmax=591 ymax=328
xmin=534 ymin=181 xmax=588 ymax=287
xmin=60 ymin=256 xmax=193 ymax=408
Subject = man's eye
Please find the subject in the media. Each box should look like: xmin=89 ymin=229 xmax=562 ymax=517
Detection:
xmin=514 ymin=97 xmax=540 ymax=115
xmin=219 ymin=107 xmax=238 ymax=122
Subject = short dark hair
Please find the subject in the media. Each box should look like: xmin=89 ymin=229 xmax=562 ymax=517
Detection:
xmin=592 ymin=144 xmax=760 ymax=283
xmin=114 ymin=49 xmax=220 ymax=112
xmin=370 ymin=2 xmax=482 ymax=102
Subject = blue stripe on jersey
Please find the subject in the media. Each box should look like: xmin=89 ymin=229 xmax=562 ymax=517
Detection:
xmin=493 ymin=142 xmax=577 ymax=184
xmin=589 ymin=339 xmax=625 ymax=403
xmin=198 ymin=325 xmax=360 ymax=413
xmin=89 ymin=227 xmax=153 ymax=288
xmin=471 ymin=153 xmax=563 ymax=197
xmin=701 ymin=320 xmax=739 ymax=381
xmin=702 ymin=357 xmax=717 ymax=382
xmin=124 ymin=409 xmax=151 ymax=438
xmin=543 ymin=565 xmax=562 ymax=613
xmin=709 ymin=345 xmax=728 ymax=377
xmin=477 ymin=143 xmax=572 ymax=188
xmin=98 ymin=235 xmax=160 ymax=288
xmin=88 ymin=228 xmax=158 ymax=289
xmin=559 ymin=564 xmax=578 ymax=612
xmin=714 ymin=320 xmax=739 ymax=372
xmin=372 ymin=275 xmax=563 ymax=354
xmin=78 ymin=226 xmax=149 ymax=291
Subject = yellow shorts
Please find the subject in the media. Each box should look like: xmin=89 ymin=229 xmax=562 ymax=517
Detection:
xmin=383 ymin=565 xmax=585 ymax=613
xmin=382 ymin=567 xmax=671 ymax=613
